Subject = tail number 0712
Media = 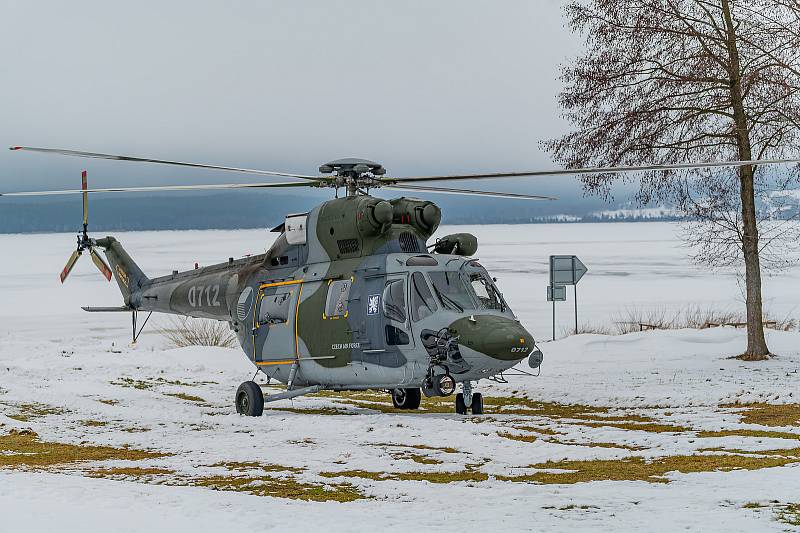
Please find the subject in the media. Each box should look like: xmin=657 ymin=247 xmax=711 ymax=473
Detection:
xmin=188 ymin=284 xmax=221 ymax=308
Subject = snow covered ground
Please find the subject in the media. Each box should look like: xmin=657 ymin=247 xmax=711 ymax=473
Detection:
xmin=1 ymin=223 xmax=800 ymax=532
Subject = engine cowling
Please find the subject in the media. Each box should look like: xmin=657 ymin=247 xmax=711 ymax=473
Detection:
xmin=433 ymin=233 xmax=478 ymax=256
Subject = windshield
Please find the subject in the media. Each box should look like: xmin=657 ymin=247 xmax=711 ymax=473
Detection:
xmin=428 ymin=270 xmax=507 ymax=312
xmin=465 ymin=271 xmax=505 ymax=311
xmin=427 ymin=271 xmax=474 ymax=312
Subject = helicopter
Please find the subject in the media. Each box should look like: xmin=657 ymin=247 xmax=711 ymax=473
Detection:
xmin=5 ymin=146 xmax=800 ymax=415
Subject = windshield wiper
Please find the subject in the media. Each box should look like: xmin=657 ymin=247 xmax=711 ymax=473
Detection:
xmin=432 ymin=284 xmax=464 ymax=313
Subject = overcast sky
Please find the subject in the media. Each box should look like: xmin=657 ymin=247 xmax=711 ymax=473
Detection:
xmin=1 ymin=0 xmax=591 ymax=197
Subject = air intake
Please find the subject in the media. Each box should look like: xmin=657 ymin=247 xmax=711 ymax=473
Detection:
xmin=337 ymin=238 xmax=360 ymax=255
xmin=399 ymin=232 xmax=420 ymax=253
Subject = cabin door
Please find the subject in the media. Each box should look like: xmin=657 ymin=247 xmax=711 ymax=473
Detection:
xmin=252 ymin=280 xmax=303 ymax=368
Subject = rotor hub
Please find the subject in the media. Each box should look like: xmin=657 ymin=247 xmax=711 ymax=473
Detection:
xmin=319 ymin=158 xmax=386 ymax=195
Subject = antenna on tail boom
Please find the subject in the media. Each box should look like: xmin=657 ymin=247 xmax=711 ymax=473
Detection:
xmin=59 ymin=171 xmax=113 ymax=283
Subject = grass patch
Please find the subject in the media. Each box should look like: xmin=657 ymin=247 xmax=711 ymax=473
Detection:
xmin=389 ymin=451 xmax=443 ymax=465
xmin=373 ymin=442 xmax=460 ymax=454
xmin=0 ymin=429 xmax=166 ymax=468
xmin=509 ymin=426 xmax=563 ymax=436
xmin=499 ymin=432 xmax=538 ymax=443
xmin=2 ymin=402 xmax=67 ymax=422
xmin=721 ymin=403 xmax=800 ymax=427
xmin=86 ymin=467 xmax=174 ymax=479
xmin=190 ymin=474 xmax=364 ymax=502
xmin=81 ymin=420 xmax=108 ymax=427
xmin=776 ymin=503 xmax=800 ymax=526
xmin=271 ymin=407 xmax=355 ymax=416
xmin=699 ymin=446 xmax=800 ymax=457
xmin=210 ymin=461 xmax=304 ymax=474
xmin=164 ymin=392 xmax=206 ymax=403
xmin=320 ymin=469 xmax=489 ymax=484
xmin=697 ymin=429 xmax=800 ymax=440
xmin=111 ymin=378 xmax=154 ymax=391
xmin=97 ymin=399 xmax=119 ymax=406
xmin=497 ymin=451 xmax=800 ymax=485
xmin=580 ymin=421 xmax=691 ymax=433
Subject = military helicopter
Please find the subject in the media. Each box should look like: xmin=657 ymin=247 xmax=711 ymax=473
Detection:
xmin=5 ymin=146 xmax=800 ymax=415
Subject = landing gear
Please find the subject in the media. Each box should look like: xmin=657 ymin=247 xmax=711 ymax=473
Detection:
xmin=455 ymin=382 xmax=483 ymax=415
xmin=432 ymin=374 xmax=456 ymax=397
xmin=235 ymin=381 xmax=264 ymax=416
xmin=455 ymin=393 xmax=467 ymax=415
xmin=391 ymin=388 xmax=421 ymax=410
xmin=471 ymin=393 xmax=484 ymax=415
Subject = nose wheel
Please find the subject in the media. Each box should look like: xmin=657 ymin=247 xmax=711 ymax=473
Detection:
xmin=455 ymin=382 xmax=483 ymax=415
xmin=236 ymin=381 xmax=264 ymax=416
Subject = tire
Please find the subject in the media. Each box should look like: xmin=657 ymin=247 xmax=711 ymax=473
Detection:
xmin=391 ymin=388 xmax=421 ymax=410
xmin=432 ymin=374 xmax=456 ymax=397
xmin=455 ymin=393 xmax=467 ymax=415
xmin=471 ymin=393 xmax=484 ymax=415
xmin=235 ymin=381 xmax=264 ymax=416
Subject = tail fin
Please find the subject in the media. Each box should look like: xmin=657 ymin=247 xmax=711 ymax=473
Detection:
xmin=94 ymin=236 xmax=149 ymax=306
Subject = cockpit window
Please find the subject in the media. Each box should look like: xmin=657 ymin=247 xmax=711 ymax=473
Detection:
xmin=467 ymin=272 xmax=505 ymax=311
xmin=410 ymin=272 xmax=438 ymax=321
xmin=427 ymin=271 xmax=475 ymax=312
xmin=382 ymin=279 xmax=406 ymax=322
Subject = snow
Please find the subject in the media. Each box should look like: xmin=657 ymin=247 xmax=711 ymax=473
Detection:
xmin=1 ymin=223 xmax=800 ymax=532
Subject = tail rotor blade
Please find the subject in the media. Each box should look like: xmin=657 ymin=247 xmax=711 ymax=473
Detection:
xmin=90 ymin=247 xmax=113 ymax=281
xmin=60 ymin=250 xmax=82 ymax=283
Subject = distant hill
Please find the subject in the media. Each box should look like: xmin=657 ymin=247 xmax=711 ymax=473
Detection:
xmin=0 ymin=190 xmax=689 ymax=234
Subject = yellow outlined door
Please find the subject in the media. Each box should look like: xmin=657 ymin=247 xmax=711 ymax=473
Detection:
xmin=252 ymin=279 xmax=303 ymax=367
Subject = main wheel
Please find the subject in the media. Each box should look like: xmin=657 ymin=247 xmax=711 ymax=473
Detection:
xmin=470 ymin=393 xmax=484 ymax=415
xmin=455 ymin=393 xmax=467 ymax=415
xmin=235 ymin=381 xmax=264 ymax=416
xmin=391 ymin=388 xmax=421 ymax=410
xmin=432 ymin=374 xmax=456 ymax=397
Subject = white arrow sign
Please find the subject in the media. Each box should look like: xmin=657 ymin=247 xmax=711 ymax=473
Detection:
xmin=549 ymin=255 xmax=588 ymax=286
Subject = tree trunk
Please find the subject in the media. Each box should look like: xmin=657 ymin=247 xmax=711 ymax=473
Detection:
xmin=722 ymin=0 xmax=770 ymax=359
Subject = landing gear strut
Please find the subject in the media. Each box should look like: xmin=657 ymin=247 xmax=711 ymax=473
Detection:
xmin=455 ymin=381 xmax=483 ymax=415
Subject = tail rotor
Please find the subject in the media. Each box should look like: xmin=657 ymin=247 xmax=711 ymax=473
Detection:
xmin=59 ymin=171 xmax=112 ymax=283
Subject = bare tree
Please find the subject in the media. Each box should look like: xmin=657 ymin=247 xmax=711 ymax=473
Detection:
xmin=545 ymin=0 xmax=800 ymax=359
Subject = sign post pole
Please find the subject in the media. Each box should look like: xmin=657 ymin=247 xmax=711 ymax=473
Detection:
xmin=574 ymin=283 xmax=578 ymax=334
xmin=548 ymin=255 xmax=588 ymax=340
xmin=572 ymin=256 xmax=578 ymax=334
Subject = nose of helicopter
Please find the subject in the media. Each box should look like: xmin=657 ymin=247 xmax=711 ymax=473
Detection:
xmin=448 ymin=315 xmax=534 ymax=362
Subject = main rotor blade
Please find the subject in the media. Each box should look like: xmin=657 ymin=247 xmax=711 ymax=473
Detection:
xmin=60 ymin=250 xmax=81 ymax=283
xmin=9 ymin=146 xmax=326 ymax=181
xmin=383 ymin=184 xmax=557 ymax=200
xmin=0 ymin=180 xmax=320 ymax=197
xmin=385 ymin=158 xmax=800 ymax=183
xmin=89 ymin=247 xmax=113 ymax=281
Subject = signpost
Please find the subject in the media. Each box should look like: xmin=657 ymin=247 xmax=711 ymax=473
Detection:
xmin=548 ymin=255 xmax=588 ymax=340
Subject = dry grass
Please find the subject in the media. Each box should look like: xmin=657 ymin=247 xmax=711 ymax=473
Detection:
xmin=320 ymin=469 xmax=489 ymax=484
xmin=164 ymin=392 xmax=206 ymax=403
xmin=0 ymin=429 xmax=166 ymax=468
xmin=497 ymin=449 xmax=800 ymax=485
xmin=720 ymin=403 xmax=800 ymax=427
xmin=777 ymin=503 xmax=800 ymax=526
xmin=571 ymin=305 xmax=799 ymax=336
xmin=159 ymin=316 xmax=237 ymax=348
xmin=209 ymin=461 xmax=304 ymax=474
xmin=190 ymin=474 xmax=364 ymax=502
xmin=86 ymin=467 xmax=175 ymax=479
xmin=1 ymin=402 xmax=67 ymax=422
